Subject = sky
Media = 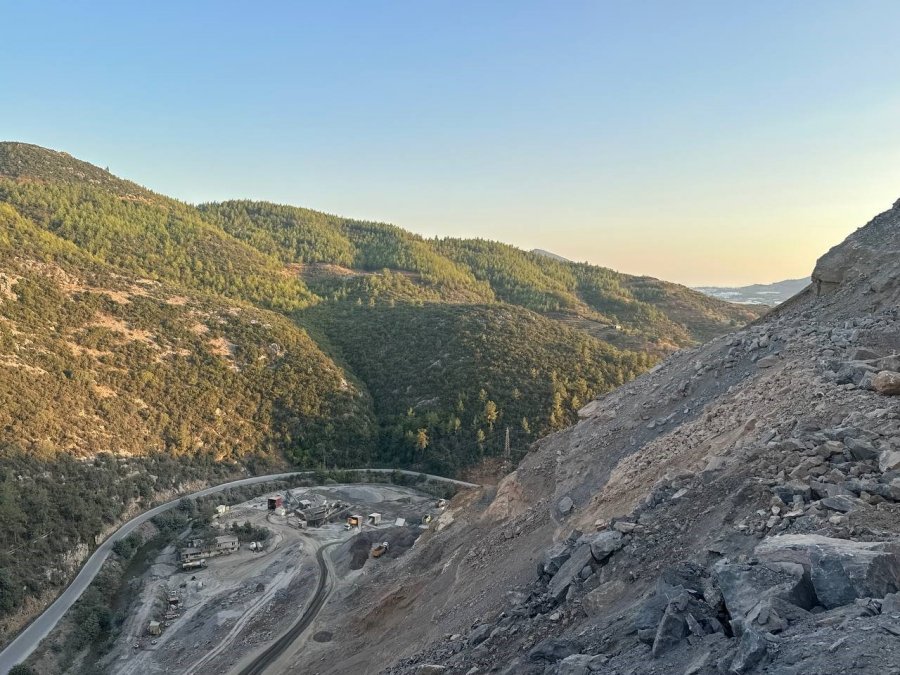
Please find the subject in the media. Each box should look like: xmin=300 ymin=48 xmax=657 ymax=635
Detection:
xmin=4 ymin=1 xmax=900 ymax=286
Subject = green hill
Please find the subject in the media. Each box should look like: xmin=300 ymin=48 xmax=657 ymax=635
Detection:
xmin=0 ymin=141 xmax=760 ymax=631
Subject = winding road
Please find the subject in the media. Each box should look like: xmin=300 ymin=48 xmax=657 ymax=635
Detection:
xmin=0 ymin=469 xmax=476 ymax=674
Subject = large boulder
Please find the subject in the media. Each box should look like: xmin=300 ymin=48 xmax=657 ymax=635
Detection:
xmin=874 ymin=370 xmax=900 ymax=396
xmin=589 ymin=530 xmax=624 ymax=563
xmin=714 ymin=561 xmax=815 ymax=634
xmin=548 ymin=543 xmax=593 ymax=601
xmin=844 ymin=438 xmax=879 ymax=461
xmin=542 ymin=542 xmax=573 ymax=578
xmin=729 ymin=627 xmax=768 ymax=674
xmin=755 ymin=534 xmax=900 ymax=608
xmin=528 ymin=637 xmax=581 ymax=663
xmin=651 ymin=600 xmax=688 ymax=657
xmin=558 ymin=495 xmax=575 ymax=515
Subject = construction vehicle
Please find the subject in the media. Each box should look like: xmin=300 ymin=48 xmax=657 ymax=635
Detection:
xmin=181 ymin=559 xmax=207 ymax=571
xmin=371 ymin=541 xmax=389 ymax=558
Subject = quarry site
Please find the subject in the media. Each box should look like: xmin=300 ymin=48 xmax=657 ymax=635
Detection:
xmin=97 ymin=484 xmax=443 ymax=675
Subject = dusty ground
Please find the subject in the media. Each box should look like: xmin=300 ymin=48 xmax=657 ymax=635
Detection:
xmin=97 ymin=484 xmax=438 ymax=675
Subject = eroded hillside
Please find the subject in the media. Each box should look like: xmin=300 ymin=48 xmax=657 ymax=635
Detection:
xmin=286 ymin=199 xmax=900 ymax=674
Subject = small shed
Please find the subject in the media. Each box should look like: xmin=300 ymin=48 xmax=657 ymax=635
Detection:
xmin=368 ymin=513 xmax=382 ymax=525
xmin=148 ymin=620 xmax=161 ymax=636
xmin=267 ymin=496 xmax=283 ymax=510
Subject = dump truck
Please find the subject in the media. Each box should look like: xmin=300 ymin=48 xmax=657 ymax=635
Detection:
xmin=372 ymin=541 xmax=389 ymax=558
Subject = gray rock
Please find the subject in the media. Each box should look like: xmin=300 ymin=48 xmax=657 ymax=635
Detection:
xmin=416 ymin=666 xmax=447 ymax=675
xmin=589 ymin=530 xmax=624 ymax=563
xmin=755 ymin=534 xmax=900 ymax=608
xmin=558 ymin=495 xmax=574 ymax=515
xmin=820 ymin=440 xmax=846 ymax=457
xmin=820 ymin=494 xmax=867 ymax=513
xmin=730 ymin=628 xmax=768 ymax=673
xmin=651 ymin=604 xmax=688 ymax=657
xmin=528 ymin=637 xmax=581 ymax=663
xmin=684 ymin=650 xmax=712 ymax=675
xmin=757 ymin=355 xmax=779 ymax=368
xmin=469 ymin=623 xmax=493 ymax=646
xmin=635 ymin=591 xmax=670 ymax=641
xmin=548 ymin=543 xmax=593 ymax=601
xmin=882 ymin=592 xmax=900 ymax=614
xmin=556 ymin=654 xmax=608 ymax=675
xmin=880 ymin=450 xmax=900 ymax=473
xmin=771 ymin=482 xmax=812 ymax=504
xmin=845 ymin=438 xmax=879 ymax=461
xmin=542 ymin=542 xmax=573 ymax=577
xmin=715 ymin=561 xmax=815 ymax=634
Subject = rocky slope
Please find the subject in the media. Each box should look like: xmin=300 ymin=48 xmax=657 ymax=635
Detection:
xmin=286 ymin=198 xmax=900 ymax=674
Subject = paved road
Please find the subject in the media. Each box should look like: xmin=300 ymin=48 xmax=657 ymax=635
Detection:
xmin=0 ymin=469 xmax=476 ymax=674
xmin=237 ymin=538 xmax=340 ymax=675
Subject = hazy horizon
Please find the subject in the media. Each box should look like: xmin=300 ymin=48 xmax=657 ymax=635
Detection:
xmin=5 ymin=1 xmax=900 ymax=286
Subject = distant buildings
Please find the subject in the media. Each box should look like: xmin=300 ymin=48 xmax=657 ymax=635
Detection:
xmin=179 ymin=534 xmax=239 ymax=563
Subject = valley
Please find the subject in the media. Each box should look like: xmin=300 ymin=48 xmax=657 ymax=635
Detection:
xmin=4 ymin=5 xmax=897 ymax=674
xmin=0 ymin=140 xmax=758 ymax=654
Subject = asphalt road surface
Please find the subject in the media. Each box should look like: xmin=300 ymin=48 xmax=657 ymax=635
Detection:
xmin=0 ymin=469 xmax=476 ymax=674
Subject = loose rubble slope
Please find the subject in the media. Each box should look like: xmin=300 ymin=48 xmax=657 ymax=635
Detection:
xmin=291 ymin=198 xmax=900 ymax=675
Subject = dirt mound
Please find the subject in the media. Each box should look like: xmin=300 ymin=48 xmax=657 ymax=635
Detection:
xmin=335 ymin=527 xmax=423 ymax=572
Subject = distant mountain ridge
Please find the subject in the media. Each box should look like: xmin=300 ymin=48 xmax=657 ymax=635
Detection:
xmin=696 ymin=277 xmax=810 ymax=305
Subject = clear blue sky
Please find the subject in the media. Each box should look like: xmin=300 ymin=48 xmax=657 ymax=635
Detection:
xmin=5 ymin=1 xmax=900 ymax=285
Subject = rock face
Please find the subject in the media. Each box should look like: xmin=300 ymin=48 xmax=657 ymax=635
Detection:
xmin=812 ymin=195 xmax=900 ymax=296
xmin=755 ymin=535 xmax=900 ymax=608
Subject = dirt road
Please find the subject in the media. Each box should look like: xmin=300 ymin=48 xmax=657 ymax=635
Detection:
xmin=236 ymin=539 xmax=340 ymax=675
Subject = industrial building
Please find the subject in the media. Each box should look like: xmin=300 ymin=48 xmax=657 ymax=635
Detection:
xmin=301 ymin=505 xmax=329 ymax=527
xmin=180 ymin=535 xmax=240 ymax=563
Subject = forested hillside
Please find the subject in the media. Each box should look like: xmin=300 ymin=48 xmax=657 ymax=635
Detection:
xmin=0 ymin=142 xmax=758 ymax=634
xmin=201 ymin=200 xmax=759 ymax=353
